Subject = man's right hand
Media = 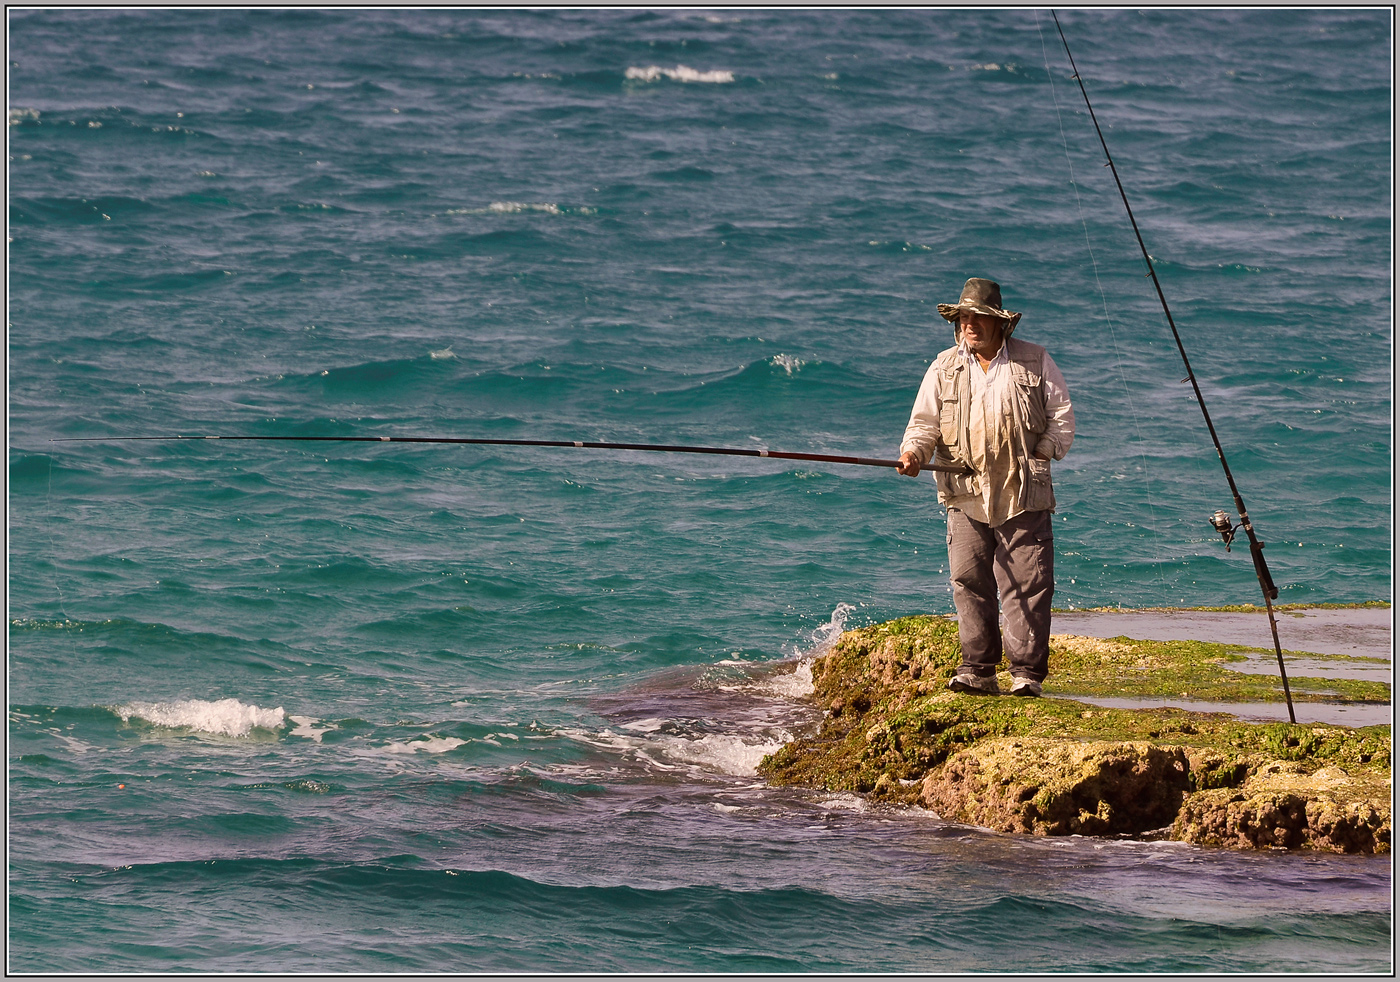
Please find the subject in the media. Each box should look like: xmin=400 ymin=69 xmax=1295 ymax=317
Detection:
xmin=897 ymin=451 xmax=921 ymax=477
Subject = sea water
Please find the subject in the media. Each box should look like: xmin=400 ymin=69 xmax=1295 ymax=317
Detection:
xmin=8 ymin=8 xmax=1391 ymax=973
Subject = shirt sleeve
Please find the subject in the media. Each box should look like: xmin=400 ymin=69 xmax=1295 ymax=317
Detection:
xmin=1033 ymin=352 xmax=1075 ymax=460
xmin=900 ymin=361 xmax=943 ymax=465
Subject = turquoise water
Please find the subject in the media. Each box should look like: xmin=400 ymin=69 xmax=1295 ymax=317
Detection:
xmin=9 ymin=8 xmax=1391 ymax=973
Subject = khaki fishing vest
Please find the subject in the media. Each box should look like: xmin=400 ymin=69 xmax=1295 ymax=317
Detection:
xmin=931 ymin=336 xmax=1056 ymax=513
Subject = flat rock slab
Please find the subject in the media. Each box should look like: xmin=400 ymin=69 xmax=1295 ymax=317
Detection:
xmin=1053 ymin=695 xmax=1392 ymax=728
xmin=1051 ymin=607 xmax=1392 ymax=661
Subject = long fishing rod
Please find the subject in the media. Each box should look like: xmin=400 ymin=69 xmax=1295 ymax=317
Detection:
xmin=1052 ymin=11 xmax=1296 ymax=723
xmin=51 ymin=434 xmax=972 ymax=475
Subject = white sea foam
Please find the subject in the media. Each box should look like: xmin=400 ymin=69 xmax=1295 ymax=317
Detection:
xmin=9 ymin=107 xmax=40 ymax=124
xmin=755 ymin=660 xmax=815 ymax=699
xmin=770 ymin=353 xmax=804 ymax=375
xmin=446 ymin=202 xmax=596 ymax=217
xmin=489 ymin=201 xmax=561 ymax=214
xmin=429 ymin=347 xmax=455 ymax=360
xmin=560 ymin=725 xmax=789 ymax=778
xmin=620 ymin=717 xmax=667 ymax=734
xmin=380 ymin=736 xmax=466 ymax=755
xmin=288 ymin=715 xmax=336 ymax=743
xmin=49 ymin=729 xmax=94 ymax=754
xmin=115 ymin=698 xmax=285 ymax=737
xmin=658 ymin=732 xmax=789 ymax=776
xmin=818 ymin=791 xmax=870 ymax=812
xmin=625 ymin=65 xmax=735 ymax=84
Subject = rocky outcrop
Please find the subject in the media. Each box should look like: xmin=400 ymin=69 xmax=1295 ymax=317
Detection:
xmin=1174 ymin=762 xmax=1391 ymax=854
xmin=920 ymin=738 xmax=1191 ymax=836
xmin=917 ymin=739 xmax=1391 ymax=852
xmin=758 ymin=614 xmax=1392 ymax=854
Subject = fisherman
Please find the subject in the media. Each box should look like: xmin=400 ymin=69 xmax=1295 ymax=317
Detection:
xmin=896 ymin=277 xmax=1075 ymax=697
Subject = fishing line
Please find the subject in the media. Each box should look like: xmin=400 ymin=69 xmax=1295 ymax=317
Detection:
xmin=1050 ymin=10 xmax=1296 ymax=722
xmin=1034 ymin=11 xmax=1171 ymax=606
xmin=50 ymin=434 xmax=972 ymax=475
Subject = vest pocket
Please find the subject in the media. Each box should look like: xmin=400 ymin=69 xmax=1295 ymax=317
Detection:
xmin=939 ymin=404 xmax=959 ymax=447
xmin=1023 ymin=457 xmax=1055 ymax=511
xmin=1010 ymin=364 xmax=1043 ymax=388
xmin=936 ymin=468 xmax=978 ymax=501
xmin=1014 ymin=376 xmax=1048 ymax=434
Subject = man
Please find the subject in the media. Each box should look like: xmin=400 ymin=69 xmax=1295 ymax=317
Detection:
xmin=896 ymin=277 xmax=1074 ymax=697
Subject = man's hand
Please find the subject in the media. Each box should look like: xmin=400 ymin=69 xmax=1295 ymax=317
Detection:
xmin=897 ymin=451 xmax=921 ymax=477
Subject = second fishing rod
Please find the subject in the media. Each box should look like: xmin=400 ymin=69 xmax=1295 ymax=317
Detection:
xmin=1052 ymin=10 xmax=1296 ymax=722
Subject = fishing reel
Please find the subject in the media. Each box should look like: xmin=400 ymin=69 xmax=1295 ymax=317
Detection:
xmin=1208 ymin=509 xmax=1238 ymax=552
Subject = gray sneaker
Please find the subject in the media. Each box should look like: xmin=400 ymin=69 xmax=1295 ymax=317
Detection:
xmin=947 ymin=672 xmax=1000 ymax=696
xmin=1010 ymin=678 xmax=1042 ymax=698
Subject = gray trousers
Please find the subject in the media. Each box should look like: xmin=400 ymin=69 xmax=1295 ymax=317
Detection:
xmin=946 ymin=507 xmax=1054 ymax=682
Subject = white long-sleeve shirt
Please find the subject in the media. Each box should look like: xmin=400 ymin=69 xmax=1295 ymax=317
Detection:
xmin=901 ymin=340 xmax=1074 ymax=526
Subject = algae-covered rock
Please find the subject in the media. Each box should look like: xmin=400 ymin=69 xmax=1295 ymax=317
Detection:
xmin=1049 ymin=632 xmax=1391 ymax=704
xmin=758 ymin=612 xmax=1392 ymax=853
xmin=920 ymin=737 xmax=1191 ymax=836
xmin=1174 ymin=763 xmax=1391 ymax=853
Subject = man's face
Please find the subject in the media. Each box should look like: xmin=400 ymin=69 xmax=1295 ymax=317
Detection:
xmin=959 ymin=311 xmax=1005 ymax=355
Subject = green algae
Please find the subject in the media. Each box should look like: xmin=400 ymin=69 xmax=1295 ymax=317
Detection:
xmin=759 ymin=615 xmax=1392 ymax=812
xmin=1048 ymin=635 xmax=1390 ymax=704
xmin=1056 ymin=601 xmax=1390 ymax=613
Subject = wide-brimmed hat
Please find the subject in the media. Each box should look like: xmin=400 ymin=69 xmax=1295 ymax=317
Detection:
xmin=937 ymin=277 xmax=1022 ymax=334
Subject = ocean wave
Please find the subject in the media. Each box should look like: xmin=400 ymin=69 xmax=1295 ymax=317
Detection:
xmin=9 ymin=617 xmax=90 ymax=631
xmin=618 ymin=354 xmax=861 ymax=408
xmin=296 ymin=353 xmax=458 ymax=397
xmin=287 ymin=715 xmax=336 ymax=743
xmin=563 ymin=724 xmax=789 ymax=778
xmin=748 ymin=602 xmax=854 ymax=699
xmin=9 ymin=194 xmax=154 ymax=226
xmin=445 ymin=202 xmax=597 ymax=216
xmin=625 ymin=65 xmax=735 ymax=84
xmin=7 ymin=104 xmax=208 ymax=141
xmin=114 ymin=698 xmax=285 ymax=737
xmin=378 ymin=735 xmax=467 ymax=755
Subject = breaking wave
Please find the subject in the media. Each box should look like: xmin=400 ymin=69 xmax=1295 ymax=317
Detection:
xmin=114 ymin=698 xmax=286 ymax=737
xmin=625 ymin=65 xmax=735 ymax=84
xmin=445 ymin=202 xmax=597 ymax=216
xmin=563 ymin=722 xmax=790 ymax=778
xmin=755 ymin=602 xmax=854 ymax=699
